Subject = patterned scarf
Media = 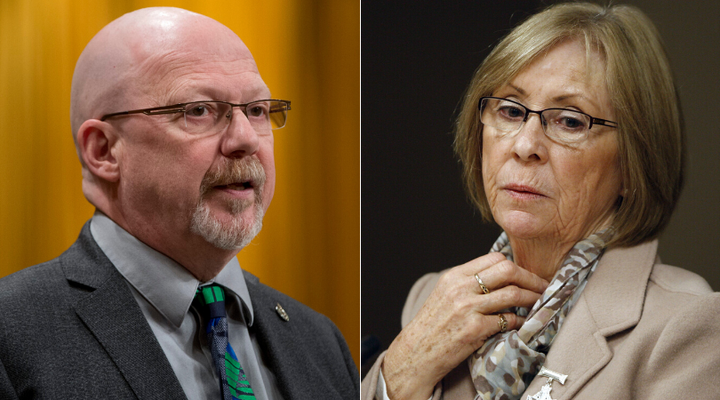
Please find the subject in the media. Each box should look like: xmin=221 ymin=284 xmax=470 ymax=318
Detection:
xmin=468 ymin=230 xmax=610 ymax=400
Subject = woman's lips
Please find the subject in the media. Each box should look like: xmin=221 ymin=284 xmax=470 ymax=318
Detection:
xmin=503 ymin=184 xmax=546 ymax=200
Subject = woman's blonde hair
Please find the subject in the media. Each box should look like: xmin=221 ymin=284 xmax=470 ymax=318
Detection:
xmin=454 ymin=2 xmax=684 ymax=247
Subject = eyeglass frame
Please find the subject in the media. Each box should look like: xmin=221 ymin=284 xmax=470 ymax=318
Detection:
xmin=99 ymin=99 xmax=292 ymax=130
xmin=477 ymin=96 xmax=618 ymax=132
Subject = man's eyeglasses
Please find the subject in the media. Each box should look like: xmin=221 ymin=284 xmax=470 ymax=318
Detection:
xmin=478 ymin=97 xmax=617 ymax=144
xmin=100 ymin=99 xmax=291 ymax=135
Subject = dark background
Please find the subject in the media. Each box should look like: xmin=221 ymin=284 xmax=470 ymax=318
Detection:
xmin=361 ymin=0 xmax=720 ymax=375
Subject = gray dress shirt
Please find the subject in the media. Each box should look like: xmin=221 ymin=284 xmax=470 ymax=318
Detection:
xmin=90 ymin=212 xmax=283 ymax=400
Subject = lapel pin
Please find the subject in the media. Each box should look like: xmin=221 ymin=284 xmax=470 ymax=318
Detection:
xmin=275 ymin=303 xmax=289 ymax=321
xmin=527 ymin=366 xmax=567 ymax=400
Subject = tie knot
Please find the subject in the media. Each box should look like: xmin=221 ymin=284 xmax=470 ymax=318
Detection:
xmin=195 ymin=284 xmax=227 ymax=319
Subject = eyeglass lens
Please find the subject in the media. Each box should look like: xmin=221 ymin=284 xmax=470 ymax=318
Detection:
xmin=181 ymin=100 xmax=289 ymax=135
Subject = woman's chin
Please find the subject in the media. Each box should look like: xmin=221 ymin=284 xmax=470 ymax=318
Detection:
xmin=495 ymin=210 xmax=554 ymax=241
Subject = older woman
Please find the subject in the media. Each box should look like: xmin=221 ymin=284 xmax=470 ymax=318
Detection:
xmin=362 ymin=3 xmax=720 ymax=400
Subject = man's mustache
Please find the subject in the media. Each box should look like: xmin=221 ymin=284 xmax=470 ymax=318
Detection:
xmin=199 ymin=157 xmax=266 ymax=196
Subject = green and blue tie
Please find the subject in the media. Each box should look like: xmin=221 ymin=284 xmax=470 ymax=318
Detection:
xmin=196 ymin=285 xmax=256 ymax=400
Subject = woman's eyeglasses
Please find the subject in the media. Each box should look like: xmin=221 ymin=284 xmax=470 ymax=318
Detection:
xmin=478 ymin=97 xmax=617 ymax=143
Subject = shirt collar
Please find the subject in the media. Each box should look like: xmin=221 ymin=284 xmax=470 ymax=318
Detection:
xmin=89 ymin=211 xmax=254 ymax=328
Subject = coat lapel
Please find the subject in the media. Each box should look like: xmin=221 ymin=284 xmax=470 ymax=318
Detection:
xmin=62 ymin=223 xmax=187 ymax=400
xmin=244 ymin=274 xmax=305 ymax=398
xmin=522 ymin=240 xmax=658 ymax=399
xmin=244 ymin=272 xmax=346 ymax=399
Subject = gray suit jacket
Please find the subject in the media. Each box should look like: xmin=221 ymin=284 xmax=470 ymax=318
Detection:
xmin=0 ymin=223 xmax=359 ymax=399
xmin=363 ymin=240 xmax=720 ymax=399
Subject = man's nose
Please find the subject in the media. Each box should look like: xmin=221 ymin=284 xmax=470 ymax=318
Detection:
xmin=220 ymin=107 xmax=261 ymax=157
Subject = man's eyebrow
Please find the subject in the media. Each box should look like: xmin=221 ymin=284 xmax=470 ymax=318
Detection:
xmin=166 ymin=85 xmax=271 ymax=104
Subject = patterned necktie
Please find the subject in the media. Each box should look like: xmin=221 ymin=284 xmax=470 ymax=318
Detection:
xmin=196 ymin=284 xmax=257 ymax=400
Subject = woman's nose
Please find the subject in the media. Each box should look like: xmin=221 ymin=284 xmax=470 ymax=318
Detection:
xmin=511 ymin=114 xmax=549 ymax=162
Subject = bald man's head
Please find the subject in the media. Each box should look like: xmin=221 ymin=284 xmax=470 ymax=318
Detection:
xmin=70 ymin=7 xmax=256 ymax=149
xmin=69 ymin=7 xmax=277 ymax=276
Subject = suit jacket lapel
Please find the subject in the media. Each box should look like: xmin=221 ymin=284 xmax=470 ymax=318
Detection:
xmin=244 ymin=272 xmax=343 ymax=399
xmin=522 ymin=240 xmax=658 ymax=399
xmin=63 ymin=223 xmax=187 ymax=400
xmin=244 ymin=274 xmax=303 ymax=398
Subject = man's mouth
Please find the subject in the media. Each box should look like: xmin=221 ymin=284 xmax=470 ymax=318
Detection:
xmin=199 ymin=156 xmax=266 ymax=198
xmin=217 ymin=181 xmax=254 ymax=191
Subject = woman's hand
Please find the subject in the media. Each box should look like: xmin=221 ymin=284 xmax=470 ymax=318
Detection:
xmin=382 ymin=252 xmax=549 ymax=400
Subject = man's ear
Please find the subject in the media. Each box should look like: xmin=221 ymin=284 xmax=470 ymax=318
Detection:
xmin=76 ymin=119 xmax=121 ymax=182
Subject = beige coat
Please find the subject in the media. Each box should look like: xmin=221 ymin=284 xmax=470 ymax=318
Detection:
xmin=362 ymin=240 xmax=720 ymax=399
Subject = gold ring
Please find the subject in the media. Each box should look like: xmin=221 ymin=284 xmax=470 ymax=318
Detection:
xmin=498 ymin=314 xmax=508 ymax=333
xmin=474 ymin=273 xmax=490 ymax=294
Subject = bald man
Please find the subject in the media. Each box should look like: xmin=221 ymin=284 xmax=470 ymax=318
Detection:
xmin=0 ymin=7 xmax=358 ymax=400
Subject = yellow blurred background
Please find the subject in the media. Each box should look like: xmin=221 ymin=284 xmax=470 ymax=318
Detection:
xmin=0 ymin=0 xmax=359 ymax=368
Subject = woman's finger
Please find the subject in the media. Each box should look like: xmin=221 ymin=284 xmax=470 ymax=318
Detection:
xmin=469 ymin=313 xmax=526 ymax=346
xmin=501 ymin=312 xmax=525 ymax=332
xmin=486 ymin=313 xmax=526 ymax=338
xmin=474 ymin=285 xmax=543 ymax=315
xmin=456 ymin=252 xmax=508 ymax=275
xmin=474 ymin=259 xmax=549 ymax=294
